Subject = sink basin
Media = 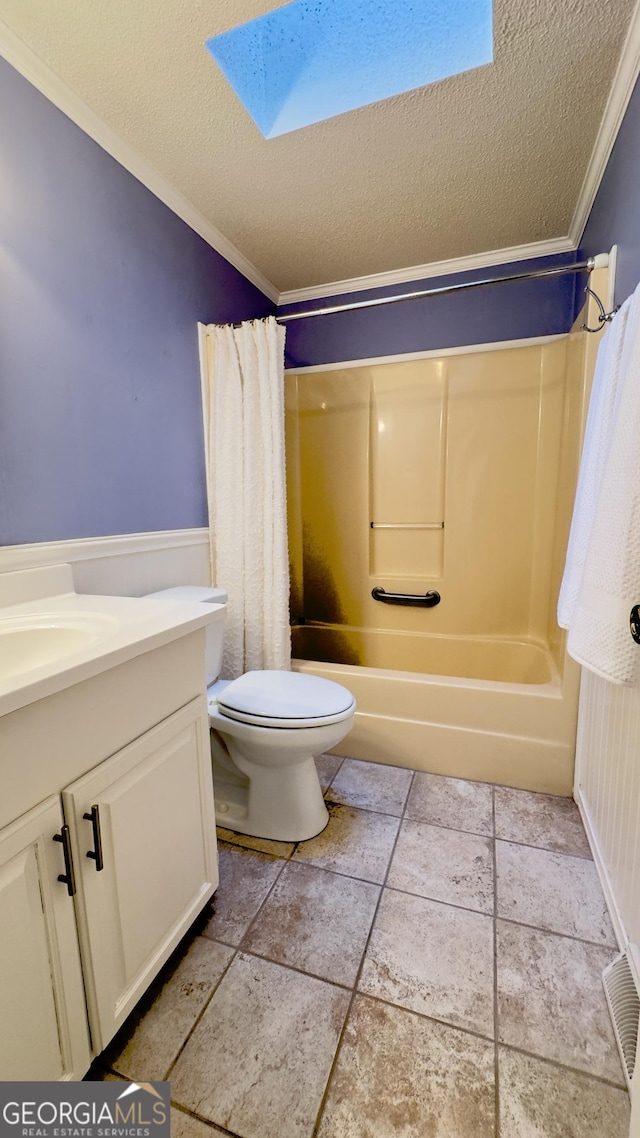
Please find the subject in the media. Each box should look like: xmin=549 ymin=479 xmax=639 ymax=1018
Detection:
xmin=0 ymin=613 xmax=118 ymax=680
xmin=0 ymin=564 xmax=222 ymax=718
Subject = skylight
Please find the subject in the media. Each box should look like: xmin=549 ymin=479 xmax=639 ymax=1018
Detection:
xmin=206 ymin=0 xmax=494 ymax=139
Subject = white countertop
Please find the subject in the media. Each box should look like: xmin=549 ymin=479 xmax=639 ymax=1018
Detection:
xmin=0 ymin=564 xmax=223 ymax=718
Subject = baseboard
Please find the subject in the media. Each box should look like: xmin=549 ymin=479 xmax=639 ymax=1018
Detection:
xmin=575 ymin=786 xmax=628 ymax=954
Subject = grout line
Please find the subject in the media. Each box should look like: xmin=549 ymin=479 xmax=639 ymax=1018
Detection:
xmin=320 ymin=753 xmax=345 ymax=792
xmin=395 ymin=815 xmax=592 ymax=862
xmin=162 ymin=940 xmax=239 ymax=1082
xmin=495 ymin=1042 xmax=629 ymax=1093
xmin=492 ymin=787 xmax=500 ymax=1138
xmin=216 ymin=836 xmax=294 ymax=860
xmin=291 ymin=852 xmax=397 ymax=888
xmin=494 ymin=834 xmax=594 ymax=862
xmin=219 ymin=828 xmax=614 ymax=951
xmin=222 ymin=850 xmax=292 ymax=958
xmin=282 ymin=855 xmax=386 ymax=890
xmin=401 ymin=814 xmax=494 ymax=839
xmin=310 ymin=769 xmax=418 ymax=1137
xmin=170 ymin=1101 xmax=244 ymax=1138
xmin=200 ymin=933 xmax=240 ymax=951
xmin=323 ymin=803 xmax=593 ymax=864
xmin=321 ymin=797 xmax=494 ymax=837
xmin=322 ymin=797 xmax=427 ymax=822
xmin=122 ymin=859 xmax=289 ymax=1085
xmin=219 ymin=793 xmax=593 ymax=861
xmin=322 ymin=798 xmax=407 ymax=821
xmin=495 ymin=914 xmax=618 ymax=951
xmin=381 ymin=882 xmax=493 ymax=919
xmin=233 ymin=945 xmax=357 ymax=993
xmin=355 ymin=990 xmax=496 ymax=1046
xmin=104 ymin=959 xmax=234 ymax=1086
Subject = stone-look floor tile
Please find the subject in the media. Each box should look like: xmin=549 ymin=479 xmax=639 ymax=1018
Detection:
xmin=106 ymin=936 xmax=234 ymax=1081
xmin=318 ymin=994 xmax=495 ymax=1138
xmin=243 ymin=861 xmax=380 ymax=986
xmin=388 ymin=819 xmax=494 ymax=913
xmin=359 ymin=889 xmax=494 ymax=1037
xmin=495 ymin=787 xmax=592 ymax=858
xmin=497 ymin=921 xmax=623 ymax=1083
xmin=326 ymin=758 xmax=412 ymax=817
xmin=496 ymin=841 xmax=616 ymax=945
xmin=171 ymin=1109 xmax=230 ymax=1138
xmin=406 ymin=772 xmax=493 ymax=836
xmin=216 ymin=826 xmax=296 ymax=859
xmin=202 ymin=844 xmax=285 ymax=945
xmin=170 ymin=953 xmax=350 ymax=1138
xmin=315 ymin=753 xmax=344 ymax=791
xmin=498 ymin=1047 xmax=630 ymax=1138
xmin=292 ymin=803 xmax=400 ymax=884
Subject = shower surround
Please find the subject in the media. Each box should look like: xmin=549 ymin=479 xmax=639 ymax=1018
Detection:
xmin=286 ymin=302 xmax=604 ymax=793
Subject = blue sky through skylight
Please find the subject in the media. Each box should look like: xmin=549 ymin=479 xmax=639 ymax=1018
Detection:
xmin=206 ymin=0 xmax=494 ymax=139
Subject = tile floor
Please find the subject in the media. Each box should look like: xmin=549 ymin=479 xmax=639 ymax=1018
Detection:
xmin=91 ymin=755 xmax=631 ymax=1138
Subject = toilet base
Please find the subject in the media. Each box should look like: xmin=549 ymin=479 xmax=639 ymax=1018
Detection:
xmin=210 ymin=732 xmax=330 ymax=842
xmin=214 ymin=793 xmax=329 ymax=843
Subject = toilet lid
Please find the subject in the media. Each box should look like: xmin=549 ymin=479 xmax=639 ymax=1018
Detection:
xmin=217 ymin=670 xmax=356 ymax=727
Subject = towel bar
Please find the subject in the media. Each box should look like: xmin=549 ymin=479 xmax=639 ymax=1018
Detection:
xmin=370 ymin=522 xmax=444 ymax=530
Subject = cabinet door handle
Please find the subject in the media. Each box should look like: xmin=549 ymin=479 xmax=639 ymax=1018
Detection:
xmin=53 ymin=825 xmax=77 ymax=897
xmin=83 ymin=805 xmax=104 ymax=871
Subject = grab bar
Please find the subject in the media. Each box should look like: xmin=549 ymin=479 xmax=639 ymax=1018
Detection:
xmin=372 ymin=587 xmax=441 ymax=608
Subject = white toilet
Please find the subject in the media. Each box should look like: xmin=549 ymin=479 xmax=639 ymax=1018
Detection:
xmin=145 ymin=586 xmax=356 ymax=842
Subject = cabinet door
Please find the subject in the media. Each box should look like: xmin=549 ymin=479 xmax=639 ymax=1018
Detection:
xmin=64 ymin=697 xmax=217 ymax=1051
xmin=0 ymin=796 xmax=91 ymax=1080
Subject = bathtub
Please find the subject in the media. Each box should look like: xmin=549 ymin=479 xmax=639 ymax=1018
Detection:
xmin=292 ymin=624 xmax=581 ymax=796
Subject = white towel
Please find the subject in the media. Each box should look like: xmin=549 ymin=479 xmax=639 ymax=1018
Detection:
xmin=558 ymin=297 xmax=630 ymax=629
xmin=565 ymin=284 xmax=640 ymax=683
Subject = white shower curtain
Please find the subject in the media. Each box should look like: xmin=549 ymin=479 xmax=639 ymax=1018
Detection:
xmin=199 ymin=315 xmax=290 ymax=678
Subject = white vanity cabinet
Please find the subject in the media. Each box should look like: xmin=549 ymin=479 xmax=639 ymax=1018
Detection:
xmin=0 ymin=796 xmax=92 ymax=1081
xmin=0 ymin=630 xmax=219 ymax=1079
xmin=64 ymin=697 xmax=216 ymax=1050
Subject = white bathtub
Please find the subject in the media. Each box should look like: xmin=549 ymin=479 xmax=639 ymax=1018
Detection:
xmin=292 ymin=625 xmax=580 ymax=795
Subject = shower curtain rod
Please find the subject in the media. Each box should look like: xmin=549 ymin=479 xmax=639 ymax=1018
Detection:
xmin=277 ymin=256 xmax=615 ymax=328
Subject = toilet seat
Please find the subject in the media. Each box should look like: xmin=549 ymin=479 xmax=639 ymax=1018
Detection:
xmin=216 ymin=670 xmax=356 ymax=730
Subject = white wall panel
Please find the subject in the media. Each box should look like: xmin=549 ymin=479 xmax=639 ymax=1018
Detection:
xmin=0 ymin=530 xmax=210 ymax=598
xmin=576 ymin=668 xmax=640 ymax=978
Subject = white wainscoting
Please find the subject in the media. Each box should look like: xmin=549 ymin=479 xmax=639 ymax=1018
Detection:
xmin=575 ymin=668 xmax=640 ymax=987
xmin=0 ymin=529 xmax=210 ymax=598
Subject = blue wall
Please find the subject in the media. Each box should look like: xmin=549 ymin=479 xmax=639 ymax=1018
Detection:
xmin=0 ymin=58 xmax=273 ymax=546
xmin=279 ymin=252 xmax=583 ymax=370
xmin=581 ymin=75 xmax=640 ymax=305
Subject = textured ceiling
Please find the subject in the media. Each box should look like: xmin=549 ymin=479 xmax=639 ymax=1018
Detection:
xmin=0 ymin=0 xmax=636 ymax=292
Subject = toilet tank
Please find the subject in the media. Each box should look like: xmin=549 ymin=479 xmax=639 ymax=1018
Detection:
xmin=144 ymin=585 xmax=227 ymax=686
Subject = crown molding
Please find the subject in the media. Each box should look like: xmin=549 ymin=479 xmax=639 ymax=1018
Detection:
xmin=277 ymin=236 xmax=577 ymax=306
xmin=569 ymin=0 xmax=640 ymax=246
xmin=0 ymin=19 xmax=279 ymax=304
